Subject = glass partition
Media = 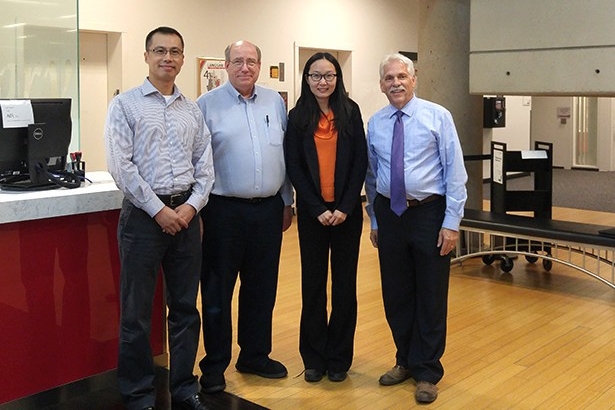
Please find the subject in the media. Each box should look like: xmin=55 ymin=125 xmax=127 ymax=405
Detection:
xmin=1 ymin=0 xmax=79 ymax=150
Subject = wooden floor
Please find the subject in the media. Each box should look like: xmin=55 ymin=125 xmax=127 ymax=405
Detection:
xmin=202 ymin=205 xmax=615 ymax=409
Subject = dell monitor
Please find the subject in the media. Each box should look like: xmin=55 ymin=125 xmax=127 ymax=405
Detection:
xmin=0 ymin=98 xmax=73 ymax=190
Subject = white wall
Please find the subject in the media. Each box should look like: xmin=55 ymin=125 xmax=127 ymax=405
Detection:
xmin=530 ymin=96 xmax=615 ymax=171
xmin=79 ymin=0 xmax=418 ymax=117
xmin=530 ymin=96 xmax=574 ymax=169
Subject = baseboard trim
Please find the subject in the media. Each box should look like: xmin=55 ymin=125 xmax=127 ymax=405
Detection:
xmin=571 ymin=166 xmax=599 ymax=171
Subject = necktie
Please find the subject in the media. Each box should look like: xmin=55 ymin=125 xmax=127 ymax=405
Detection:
xmin=390 ymin=111 xmax=406 ymax=216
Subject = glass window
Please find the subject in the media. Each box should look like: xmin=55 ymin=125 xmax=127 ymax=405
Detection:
xmin=1 ymin=0 xmax=79 ymax=149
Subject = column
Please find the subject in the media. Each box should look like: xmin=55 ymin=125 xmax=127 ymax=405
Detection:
xmin=418 ymin=0 xmax=483 ymax=209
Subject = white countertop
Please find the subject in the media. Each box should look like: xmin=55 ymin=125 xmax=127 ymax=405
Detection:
xmin=0 ymin=171 xmax=123 ymax=224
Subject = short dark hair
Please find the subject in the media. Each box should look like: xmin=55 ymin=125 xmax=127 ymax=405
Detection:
xmin=145 ymin=26 xmax=184 ymax=51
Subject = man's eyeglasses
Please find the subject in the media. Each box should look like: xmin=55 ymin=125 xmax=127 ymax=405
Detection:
xmin=307 ymin=73 xmax=337 ymax=82
xmin=230 ymin=59 xmax=259 ymax=68
xmin=149 ymin=47 xmax=183 ymax=58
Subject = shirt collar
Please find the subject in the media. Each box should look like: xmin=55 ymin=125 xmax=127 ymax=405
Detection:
xmin=141 ymin=78 xmax=183 ymax=101
xmin=388 ymin=93 xmax=417 ymax=118
xmin=223 ymin=81 xmax=258 ymax=102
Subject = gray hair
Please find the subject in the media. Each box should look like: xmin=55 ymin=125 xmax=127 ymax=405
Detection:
xmin=379 ymin=53 xmax=415 ymax=79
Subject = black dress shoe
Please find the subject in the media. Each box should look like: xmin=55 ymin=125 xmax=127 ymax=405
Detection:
xmin=199 ymin=372 xmax=226 ymax=394
xmin=304 ymin=369 xmax=323 ymax=382
xmin=172 ymin=392 xmax=210 ymax=410
xmin=143 ymin=407 xmax=155 ymax=410
xmin=235 ymin=358 xmax=288 ymax=378
xmin=327 ymin=371 xmax=347 ymax=382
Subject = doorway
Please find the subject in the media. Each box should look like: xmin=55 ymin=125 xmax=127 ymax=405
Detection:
xmin=79 ymin=31 xmax=108 ymax=172
xmin=78 ymin=30 xmax=122 ymax=172
xmin=294 ymin=44 xmax=353 ymax=105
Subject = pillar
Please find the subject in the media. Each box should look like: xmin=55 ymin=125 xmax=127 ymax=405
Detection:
xmin=418 ymin=0 xmax=483 ymax=210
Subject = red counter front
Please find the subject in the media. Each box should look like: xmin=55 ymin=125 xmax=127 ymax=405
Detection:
xmin=0 ymin=209 xmax=166 ymax=404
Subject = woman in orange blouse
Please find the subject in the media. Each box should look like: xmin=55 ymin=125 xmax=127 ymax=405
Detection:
xmin=284 ymin=52 xmax=368 ymax=383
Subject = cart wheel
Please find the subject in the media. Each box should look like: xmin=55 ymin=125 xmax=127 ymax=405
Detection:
xmin=525 ymin=254 xmax=539 ymax=263
xmin=482 ymin=255 xmax=495 ymax=265
xmin=500 ymin=256 xmax=514 ymax=273
xmin=542 ymin=258 xmax=553 ymax=271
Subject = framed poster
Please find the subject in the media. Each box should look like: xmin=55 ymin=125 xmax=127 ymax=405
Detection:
xmin=197 ymin=57 xmax=227 ymax=96
xmin=269 ymin=66 xmax=279 ymax=79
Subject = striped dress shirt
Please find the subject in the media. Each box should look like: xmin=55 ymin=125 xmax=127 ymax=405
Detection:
xmin=105 ymin=78 xmax=214 ymax=217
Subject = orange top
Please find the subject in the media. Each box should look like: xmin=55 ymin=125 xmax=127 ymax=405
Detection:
xmin=314 ymin=110 xmax=338 ymax=202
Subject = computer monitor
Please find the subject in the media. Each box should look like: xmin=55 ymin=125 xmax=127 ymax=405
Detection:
xmin=0 ymin=98 xmax=72 ymax=189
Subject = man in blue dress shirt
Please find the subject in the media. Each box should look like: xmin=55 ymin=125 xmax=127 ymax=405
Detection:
xmin=196 ymin=40 xmax=293 ymax=394
xmin=365 ymin=53 xmax=467 ymax=404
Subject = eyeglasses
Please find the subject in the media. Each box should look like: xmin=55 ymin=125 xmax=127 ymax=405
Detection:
xmin=230 ymin=59 xmax=259 ymax=68
xmin=307 ymin=73 xmax=337 ymax=82
xmin=149 ymin=47 xmax=183 ymax=58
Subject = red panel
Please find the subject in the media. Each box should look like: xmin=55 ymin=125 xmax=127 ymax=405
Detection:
xmin=0 ymin=210 xmax=166 ymax=404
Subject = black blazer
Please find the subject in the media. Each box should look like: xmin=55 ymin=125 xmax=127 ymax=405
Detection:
xmin=284 ymin=100 xmax=368 ymax=219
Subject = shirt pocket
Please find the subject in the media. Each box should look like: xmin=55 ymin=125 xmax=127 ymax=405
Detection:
xmin=265 ymin=122 xmax=284 ymax=146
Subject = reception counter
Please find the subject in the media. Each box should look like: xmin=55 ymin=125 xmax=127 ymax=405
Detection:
xmin=0 ymin=172 xmax=166 ymax=404
xmin=0 ymin=171 xmax=124 ymax=224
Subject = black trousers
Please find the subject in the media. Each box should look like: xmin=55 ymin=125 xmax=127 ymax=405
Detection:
xmin=296 ymin=199 xmax=363 ymax=373
xmin=374 ymin=194 xmax=450 ymax=384
xmin=199 ymin=194 xmax=284 ymax=376
xmin=117 ymin=199 xmax=201 ymax=410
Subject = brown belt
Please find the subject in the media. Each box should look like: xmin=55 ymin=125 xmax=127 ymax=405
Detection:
xmin=406 ymin=193 xmax=442 ymax=207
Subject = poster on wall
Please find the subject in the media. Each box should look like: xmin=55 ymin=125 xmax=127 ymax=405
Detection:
xmin=197 ymin=57 xmax=227 ymax=96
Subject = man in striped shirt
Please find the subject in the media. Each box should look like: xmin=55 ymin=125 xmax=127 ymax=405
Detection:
xmin=105 ymin=26 xmax=214 ymax=410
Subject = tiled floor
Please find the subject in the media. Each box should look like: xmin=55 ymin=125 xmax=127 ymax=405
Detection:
xmin=1 ymin=367 xmax=266 ymax=410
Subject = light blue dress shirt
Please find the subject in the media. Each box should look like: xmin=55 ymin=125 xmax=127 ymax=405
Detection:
xmin=365 ymin=94 xmax=468 ymax=231
xmin=105 ymin=78 xmax=215 ymax=217
xmin=196 ymin=81 xmax=293 ymax=205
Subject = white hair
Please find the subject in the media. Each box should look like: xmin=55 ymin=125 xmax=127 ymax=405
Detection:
xmin=379 ymin=53 xmax=415 ymax=79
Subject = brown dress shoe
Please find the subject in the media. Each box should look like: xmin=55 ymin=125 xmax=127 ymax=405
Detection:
xmin=378 ymin=365 xmax=412 ymax=386
xmin=415 ymin=381 xmax=438 ymax=403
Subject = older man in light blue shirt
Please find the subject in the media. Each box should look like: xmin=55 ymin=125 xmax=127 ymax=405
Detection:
xmin=365 ymin=53 xmax=467 ymax=405
xmin=196 ymin=40 xmax=293 ymax=395
xmin=197 ymin=80 xmax=291 ymax=203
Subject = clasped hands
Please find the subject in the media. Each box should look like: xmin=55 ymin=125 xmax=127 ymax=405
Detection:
xmin=155 ymin=204 xmax=196 ymax=236
xmin=317 ymin=209 xmax=347 ymax=226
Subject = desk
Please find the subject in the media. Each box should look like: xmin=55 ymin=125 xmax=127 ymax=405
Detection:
xmin=0 ymin=172 xmax=166 ymax=404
